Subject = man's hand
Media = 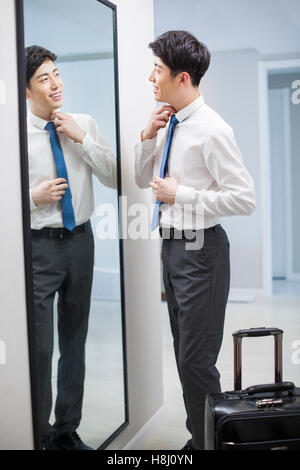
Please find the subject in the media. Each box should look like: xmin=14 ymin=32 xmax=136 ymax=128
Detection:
xmin=149 ymin=176 xmax=178 ymax=205
xmin=141 ymin=105 xmax=177 ymax=142
xmin=31 ymin=178 xmax=68 ymax=206
xmin=50 ymin=111 xmax=86 ymax=144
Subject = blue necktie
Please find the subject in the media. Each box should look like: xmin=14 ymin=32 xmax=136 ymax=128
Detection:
xmin=45 ymin=122 xmax=76 ymax=231
xmin=151 ymin=114 xmax=179 ymax=231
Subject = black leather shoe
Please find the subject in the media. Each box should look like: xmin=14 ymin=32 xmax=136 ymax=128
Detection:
xmin=41 ymin=434 xmax=58 ymax=450
xmin=53 ymin=431 xmax=93 ymax=450
xmin=181 ymin=439 xmax=195 ymax=450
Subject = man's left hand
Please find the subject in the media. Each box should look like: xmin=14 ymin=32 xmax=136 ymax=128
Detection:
xmin=149 ymin=176 xmax=178 ymax=205
xmin=50 ymin=111 xmax=86 ymax=144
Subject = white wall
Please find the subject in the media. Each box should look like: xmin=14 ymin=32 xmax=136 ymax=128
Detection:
xmin=0 ymin=0 xmax=34 ymax=450
xmin=201 ymin=49 xmax=263 ymax=292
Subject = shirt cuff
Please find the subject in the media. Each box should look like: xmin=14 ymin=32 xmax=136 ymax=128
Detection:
xmin=140 ymin=135 xmax=157 ymax=152
xmin=175 ymin=184 xmax=196 ymax=206
xmin=81 ymin=133 xmax=95 ymax=154
xmin=29 ymin=189 xmax=38 ymax=212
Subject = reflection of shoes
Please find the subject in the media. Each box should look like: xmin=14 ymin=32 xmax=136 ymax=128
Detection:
xmin=53 ymin=431 xmax=93 ymax=450
xmin=181 ymin=439 xmax=195 ymax=450
xmin=41 ymin=434 xmax=57 ymax=450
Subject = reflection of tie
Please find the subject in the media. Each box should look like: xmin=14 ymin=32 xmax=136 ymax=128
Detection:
xmin=45 ymin=122 xmax=76 ymax=231
xmin=151 ymin=114 xmax=179 ymax=231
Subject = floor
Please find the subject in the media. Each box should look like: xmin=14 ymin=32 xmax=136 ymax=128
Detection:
xmin=47 ymin=281 xmax=300 ymax=451
xmin=51 ymin=298 xmax=126 ymax=450
xmin=143 ymin=281 xmax=300 ymax=450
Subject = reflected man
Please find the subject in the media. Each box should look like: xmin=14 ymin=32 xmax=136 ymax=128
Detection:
xmin=25 ymin=45 xmax=116 ymax=450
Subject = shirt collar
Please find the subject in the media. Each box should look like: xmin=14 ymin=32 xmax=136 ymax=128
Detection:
xmin=175 ymin=94 xmax=205 ymax=123
xmin=28 ymin=110 xmax=49 ymax=130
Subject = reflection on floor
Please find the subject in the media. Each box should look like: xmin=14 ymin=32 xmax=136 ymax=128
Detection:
xmin=51 ymin=298 xmax=125 ymax=450
xmin=143 ymin=281 xmax=300 ymax=450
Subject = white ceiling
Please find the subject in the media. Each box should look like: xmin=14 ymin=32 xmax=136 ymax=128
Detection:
xmin=154 ymin=0 xmax=300 ymax=55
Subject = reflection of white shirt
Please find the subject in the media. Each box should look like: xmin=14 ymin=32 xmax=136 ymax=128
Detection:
xmin=27 ymin=111 xmax=117 ymax=230
xmin=135 ymin=95 xmax=256 ymax=230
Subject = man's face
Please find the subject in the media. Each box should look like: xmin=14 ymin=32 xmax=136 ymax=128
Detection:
xmin=26 ymin=59 xmax=63 ymax=115
xmin=149 ymin=56 xmax=179 ymax=105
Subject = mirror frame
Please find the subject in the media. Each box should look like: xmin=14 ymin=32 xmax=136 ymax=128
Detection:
xmin=15 ymin=0 xmax=129 ymax=450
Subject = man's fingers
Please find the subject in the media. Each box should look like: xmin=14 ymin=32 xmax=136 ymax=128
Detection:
xmin=53 ymin=178 xmax=67 ymax=185
xmin=155 ymin=111 xmax=172 ymax=122
xmin=154 ymin=176 xmax=163 ymax=183
xmin=157 ymin=105 xmax=176 ymax=114
xmin=157 ymin=113 xmax=171 ymax=123
xmin=52 ymin=116 xmax=64 ymax=124
xmin=154 ymin=118 xmax=170 ymax=130
xmin=51 ymin=111 xmax=68 ymax=119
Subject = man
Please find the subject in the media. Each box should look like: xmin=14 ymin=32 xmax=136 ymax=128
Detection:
xmin=135 ymin=31 xmax=256 ymax=450
xmin=26 ymin=45 xmax=116 ymax=450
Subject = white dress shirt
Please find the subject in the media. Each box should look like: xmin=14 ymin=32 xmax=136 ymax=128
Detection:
xmin=27 ymin=111 xmax=117 ymax=230
xmin=135 ymin=95 xmax=256 ymax=230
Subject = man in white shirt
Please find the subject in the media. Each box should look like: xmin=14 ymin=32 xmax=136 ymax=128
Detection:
xmin=26 ymin=45 xmax=116 ymax=450
xmin=135 ymin=31 xmax=256 ymax=450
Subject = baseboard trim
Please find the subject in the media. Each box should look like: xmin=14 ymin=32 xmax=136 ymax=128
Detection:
xmin=122 ymin=404 xmax=167 ymax=450
xmin=228 ymin=288 xmax=261 ymax=303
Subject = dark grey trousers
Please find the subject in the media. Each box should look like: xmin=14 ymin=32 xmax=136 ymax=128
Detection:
xmin=31 ymin=222 xmax=94 ymax=438
xmin=162 ymin=224 xmax=230 ymax=450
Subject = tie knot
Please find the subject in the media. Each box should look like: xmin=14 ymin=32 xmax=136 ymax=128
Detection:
xmin=170 ymin=114 xmax=179 ymax=127
xmin=45 ymin=121 xmax=56 ymax=132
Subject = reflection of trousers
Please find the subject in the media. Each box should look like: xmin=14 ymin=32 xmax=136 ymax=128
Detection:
xmin=162 ymin=225 xmax=230 ymax=450
xmin=31 ymin=222 xmax=94 ymax=438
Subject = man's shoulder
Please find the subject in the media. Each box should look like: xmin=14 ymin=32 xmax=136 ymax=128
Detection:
xmin=198 ymin=103 xmax=233 ymax=138
xmin=69 ymin=113 xmax=93 ymax=124
xmin=202 ymin=104 xmax=231 ymax=130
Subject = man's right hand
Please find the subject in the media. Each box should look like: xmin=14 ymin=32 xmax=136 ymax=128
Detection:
xmin=31 ymin=178 xmax=68 ymax=206
xmin=141 ymin=105 xmax=177 ymax=142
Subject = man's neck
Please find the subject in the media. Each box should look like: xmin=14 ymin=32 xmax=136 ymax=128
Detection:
xmin=172 ymin=90 xmax=200 ymax=113
xmin=29 ymin=106 xmax=52 ymax=122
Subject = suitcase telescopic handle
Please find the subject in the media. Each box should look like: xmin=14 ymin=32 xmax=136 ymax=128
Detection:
xmin=232 ymin=327 xmax=283 ymax=391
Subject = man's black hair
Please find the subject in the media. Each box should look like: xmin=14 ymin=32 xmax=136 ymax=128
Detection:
xmin=149 ymin=31 xmax=210 ymax=87
xmin=25 ymin=45 xmax=57 ymax=88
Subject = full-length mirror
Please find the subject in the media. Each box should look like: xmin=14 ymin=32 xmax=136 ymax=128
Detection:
xmin=18 ymin=0 xmax=127 ymax=450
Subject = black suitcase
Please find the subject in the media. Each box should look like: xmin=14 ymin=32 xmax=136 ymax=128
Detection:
xmin=205 ymin=327 xmax=300 ymax=450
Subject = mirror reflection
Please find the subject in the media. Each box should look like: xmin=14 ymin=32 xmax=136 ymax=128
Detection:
xmin=23 ymin=0 xmax=127 ymax=450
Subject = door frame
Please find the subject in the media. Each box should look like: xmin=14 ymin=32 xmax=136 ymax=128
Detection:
xmin=268 ymin=87 xmax=293 ymax=281
xmin=258 ymin=59 xmax=300 ymax=295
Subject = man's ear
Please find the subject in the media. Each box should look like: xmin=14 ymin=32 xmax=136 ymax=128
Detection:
xmin=26 ymin=87 xmax=31 ymax=99
xmin=178 ymin=72 xmax=190 ymax=87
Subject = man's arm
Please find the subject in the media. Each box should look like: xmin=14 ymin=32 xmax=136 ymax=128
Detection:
xmin=151 ymin=125 xmax=256 ymax=217
xmin=80 ymin=116 xmax=117 ymax=189
xmin=135 ymin=105 xmax=176 ymax=189
xmin=175 ymin=126 xmax=256 ymax=217
xmin=51 ymin=112 xmax=117 ymax=189
xmin=30 ymin=178 xmax=68 ymax=208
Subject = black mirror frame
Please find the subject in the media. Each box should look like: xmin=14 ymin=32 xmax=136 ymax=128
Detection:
xmin=15 ymin=0 xmax=129 ymax=450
